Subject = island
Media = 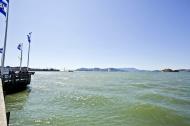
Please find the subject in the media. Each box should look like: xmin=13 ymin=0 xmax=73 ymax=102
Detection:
xmin=162 ymin=69 xmax=179 ymax=72
xmin=75 ymin=68 xmax=146 ymax=72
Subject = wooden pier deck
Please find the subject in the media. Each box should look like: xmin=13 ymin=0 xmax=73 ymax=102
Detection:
xmin=0 ymin=80 xmax=7 ymax=126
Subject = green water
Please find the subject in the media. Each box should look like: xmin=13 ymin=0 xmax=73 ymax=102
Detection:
xmin=5 ymin=72 xmax=190 ymax=126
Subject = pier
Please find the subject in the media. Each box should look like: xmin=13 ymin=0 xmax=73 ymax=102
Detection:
xmin=0 ymin=80 xmax=7 ymax=126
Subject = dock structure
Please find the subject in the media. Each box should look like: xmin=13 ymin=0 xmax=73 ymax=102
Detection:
xmin=0 ymin=80 xmax=7 ymax=126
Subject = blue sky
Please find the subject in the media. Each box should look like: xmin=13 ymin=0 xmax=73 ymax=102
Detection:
xmin=0 ymin=0 xmax=190 ymax=70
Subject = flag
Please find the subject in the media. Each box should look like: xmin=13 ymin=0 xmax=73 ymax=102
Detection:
xmin=0 ymin=0 xmax=7 ymax=7
xmin=0 ymin=0 xmax=7 ymax=16
xmin=27 ymin=35 xmax=31 ymax=43
xmin=27 ymin=32 xmax=32 ymax=43
xmin=0 ymin=48 xmax=3 ymax=53
xmin=17 ymin=43 xmax=23 ymax=51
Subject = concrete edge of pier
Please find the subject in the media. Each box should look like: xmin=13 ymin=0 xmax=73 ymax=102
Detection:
xmin=0 ymin=80 xmax=7 ymax=126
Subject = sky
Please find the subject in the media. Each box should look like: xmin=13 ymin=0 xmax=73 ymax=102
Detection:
xmin=0 ymin=0 xmax=190 ymax=70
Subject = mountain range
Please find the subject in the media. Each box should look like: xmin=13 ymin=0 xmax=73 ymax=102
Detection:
xmin=75 ymin=68 xmax=190 ymax=72
xmin=75 ymin=68 xmax=147 ymax=72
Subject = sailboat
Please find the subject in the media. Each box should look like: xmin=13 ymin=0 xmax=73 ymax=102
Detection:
xmin=0 ymin=0 xmax=35 ymax=94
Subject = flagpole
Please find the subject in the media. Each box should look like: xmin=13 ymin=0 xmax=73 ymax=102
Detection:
xmin=1 ymin=1 xmax=9 ymax=75
xmin=27 ymin=33 xmax=31 ymax=71
xmin=27 ymin=42 xmax=30 ymax=71
xmin=19 ymin=43 xmax=23 ymax=71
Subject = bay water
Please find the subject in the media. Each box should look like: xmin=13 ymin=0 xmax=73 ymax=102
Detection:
xmin=5 ymin=72 xmax=190 ymax=126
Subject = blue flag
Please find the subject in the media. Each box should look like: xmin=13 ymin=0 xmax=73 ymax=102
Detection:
xmin=0 ymin=0 xmax=7 ymax=16
xmin=0 ymin=0 xmax=7 ymax=7
xmin=27 ymin=35 xmax=31 ymax=43
xmin=17 ymin=43 xmax=22 ymax=51
xmin=27 ymin=32 xmax=32 ymax=43
xmin=0 ymin=48 xmax=3 ymax=53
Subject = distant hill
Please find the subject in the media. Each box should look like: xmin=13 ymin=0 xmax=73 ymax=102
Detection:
xmin=178 ymin=69 xmax=190 ymax=72
xmin=75 ymin=68 xmax=190 ymax=72
xmin=29 ymin=68 xmax=60 ymax=72
xmin=75 ymin=68 xmax=146 ymax=72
